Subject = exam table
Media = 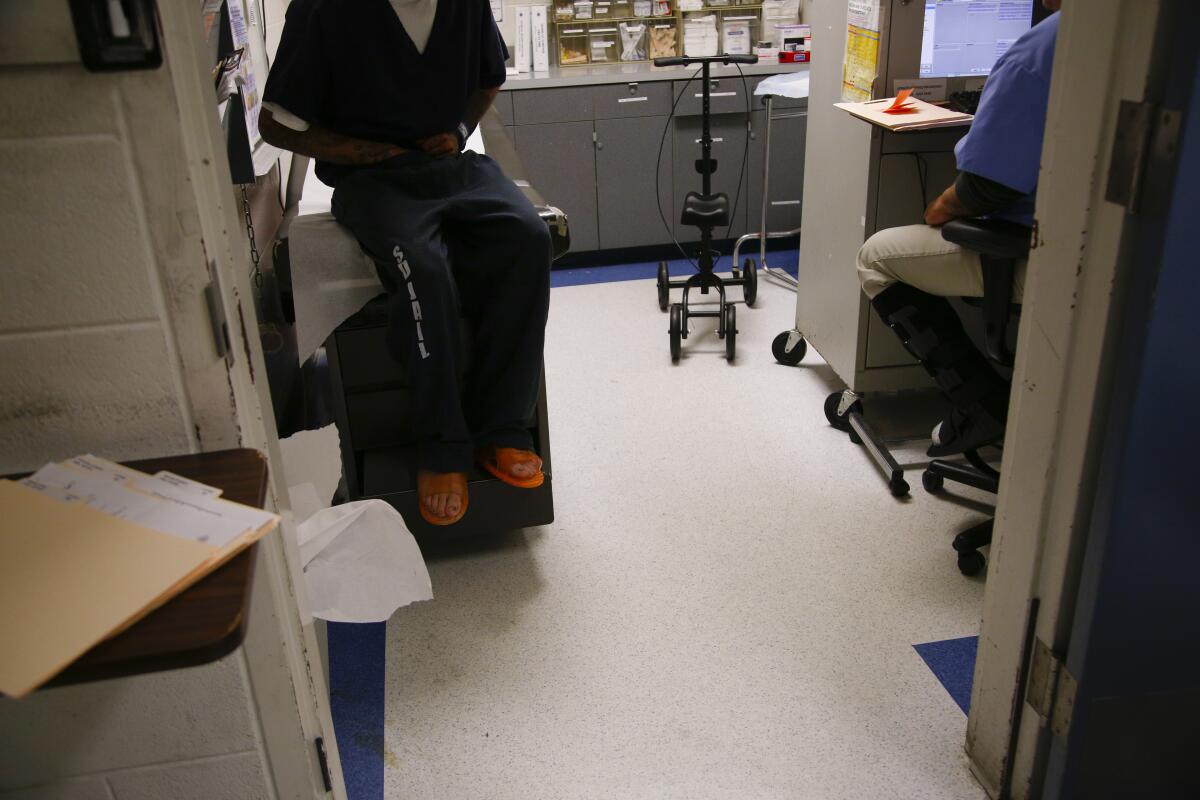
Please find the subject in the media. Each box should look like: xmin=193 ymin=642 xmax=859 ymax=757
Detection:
xmin=266 ymin=108 xmax=568 ymax=537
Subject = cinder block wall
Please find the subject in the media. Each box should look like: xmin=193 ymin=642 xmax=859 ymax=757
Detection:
xmin=0 ymin=6 xmax=277 ymax=799
xmin=0 ymin=68 xmax=194 ymax=473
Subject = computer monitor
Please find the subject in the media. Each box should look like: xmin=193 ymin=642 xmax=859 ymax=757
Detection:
xmin=919 ymin=0 xmax=1037 ymax=78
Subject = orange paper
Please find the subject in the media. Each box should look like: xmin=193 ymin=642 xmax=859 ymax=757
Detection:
xmin=884 ymin=88 xmax=917 ymax=114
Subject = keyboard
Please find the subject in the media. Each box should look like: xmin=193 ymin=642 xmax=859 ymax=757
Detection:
xmin=950 ymin=90 xmax=982 ymax=115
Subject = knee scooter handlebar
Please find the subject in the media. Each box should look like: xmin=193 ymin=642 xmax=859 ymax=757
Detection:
xmin=653 ymin=54 xmax=759 ymax=68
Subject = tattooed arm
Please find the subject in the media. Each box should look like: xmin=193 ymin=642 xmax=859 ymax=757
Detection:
xmin=260 ymin=107 xmax=407 ymax=165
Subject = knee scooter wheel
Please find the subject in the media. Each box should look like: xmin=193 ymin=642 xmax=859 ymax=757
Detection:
xmin=669 ymin=303 xmax=683 ymax=363
xmin=743 ymin=258 xmax=758 ymax=307
xmin=724 ymin=304 xmax=737 ymax=362
xmin=657 ymin=261 xmax=670 ymax=311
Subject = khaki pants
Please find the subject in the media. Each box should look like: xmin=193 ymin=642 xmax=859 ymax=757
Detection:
xmin=856 ymin=224 xmax=1027 ymax=301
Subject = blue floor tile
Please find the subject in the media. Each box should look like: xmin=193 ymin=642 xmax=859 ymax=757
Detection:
xmin=328 ymin=622 xmax=387 ymax=800
xmin=914 ymin=635 xmax=980 ymax=715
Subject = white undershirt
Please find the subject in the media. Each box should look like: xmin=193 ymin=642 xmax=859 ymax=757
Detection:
xmin=264 ymin=0 xmax=439 ymax=132
xmin=389 ymin=0 xmax=437 ymax=54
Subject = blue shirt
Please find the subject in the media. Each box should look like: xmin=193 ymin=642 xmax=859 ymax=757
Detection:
xmin=954 ymin=12 xmax=1060 ymax=226
xmin=263 ymin=0 xmax=509 ymax=187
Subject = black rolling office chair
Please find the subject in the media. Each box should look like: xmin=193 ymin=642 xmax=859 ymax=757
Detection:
xmin=921 ymin=217 xmax=1030 ymax=576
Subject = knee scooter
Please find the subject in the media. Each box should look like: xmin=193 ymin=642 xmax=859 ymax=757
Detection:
xmin=653 ymin=53 xmax=759 ymax=363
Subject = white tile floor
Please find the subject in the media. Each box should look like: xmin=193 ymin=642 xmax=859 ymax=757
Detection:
xmin=382 ymin=274 xmax=991 ymax=799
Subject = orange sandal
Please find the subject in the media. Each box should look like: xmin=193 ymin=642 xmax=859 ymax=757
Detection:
xmin=476 ymin=446 xmax=545 ymax=489
xmin=416 ymin=471 xmax=469 ymax=526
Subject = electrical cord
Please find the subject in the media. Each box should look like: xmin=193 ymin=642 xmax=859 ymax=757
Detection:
xmin=654 ymin=62 xmax=756 ymax=275
xmin=911 ymin=152 xmax=930 ymax=211
xmin=656 ymin=67 xmax=702 ymax=271
xmin=723 ymin=63 xmax=752 ymax=246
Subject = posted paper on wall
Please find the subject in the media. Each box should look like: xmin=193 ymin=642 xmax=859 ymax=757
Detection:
xmin=842 ymin=0 xmax=882 ymax=102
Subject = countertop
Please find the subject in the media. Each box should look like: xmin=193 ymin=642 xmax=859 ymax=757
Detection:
xmin=499 ymin=60 xmax=809 ymax=90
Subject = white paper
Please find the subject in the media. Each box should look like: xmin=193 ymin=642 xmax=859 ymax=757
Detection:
xmin=23 ymin=463 xmax=250 ymax=548
xmin=754 ymin=71 xmax=810 ymax=100
xmin=892 ymin=77 xmax=949 ymax=103
xmin=154 ymin=471 xmax=224 ymax=499
xmin=531 ymin=6 xmax=550 ymax=72
xmin=280 ymin=424 xmax=344 ymax=525
xmin=847 ymin=0 xmax=881 ymax=31
xmin=515 ymin=6 xmax=532 ymax=73
xmin=298 ymin=501 xmax=433 ymax=623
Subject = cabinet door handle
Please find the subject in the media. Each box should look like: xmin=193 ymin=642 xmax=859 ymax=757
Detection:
xmin=696 ymin=137 xmax=725 ymax=143
xmin=596 ymin=141 xmax=604 ymax=150
xmin=696 ymin=92 xmax=738 ymax=98
xmin=771 ymin=200 xmax=801 ymax=206
xmin=618 ymin=97 xmax=649 ymax=104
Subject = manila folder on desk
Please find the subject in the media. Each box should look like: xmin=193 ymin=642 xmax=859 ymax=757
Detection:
xmin=834 ymin=96 xmax=972 ymax=132
xmin=0 ymin=481 xmax=217 ymax=698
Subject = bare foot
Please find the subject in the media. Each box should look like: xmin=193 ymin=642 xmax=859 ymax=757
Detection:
xmin=417 ymin=470 xmax=467 ymax=524
xmin=508 ymin=460 xmax=538 ymax=480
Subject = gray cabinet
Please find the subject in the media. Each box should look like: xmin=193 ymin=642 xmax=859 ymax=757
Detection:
xmin=595 ymin=116 xmax=673 ymax=249
xmin=502 ymin=68 xmax=808 ymax=255
xmin=672 ymin=113 xmax=751 ymax=241
xmin=747 ymin=108 xmax=807 ymax=236
xmin=514 ymin=121 xmax=600 ymax=251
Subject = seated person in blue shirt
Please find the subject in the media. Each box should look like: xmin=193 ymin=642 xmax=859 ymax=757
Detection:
xmin=856 ymin=2 xmax=1061 ymax=456
xmin=260 ymin=0 xmax=551 ymax=527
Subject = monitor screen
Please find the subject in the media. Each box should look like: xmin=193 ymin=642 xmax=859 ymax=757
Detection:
xmin=920 ymin=0 xmax=1036 ymax=78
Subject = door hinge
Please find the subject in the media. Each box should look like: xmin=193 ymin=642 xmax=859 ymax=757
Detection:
xmin=204 ymin=268 xmax=233 ymax=365
xmin=1106 ymin=99 xmax=1182 ymax=214
xmin=1025 ymin=638 xmax=1078 ymax=739
xmin=315 ymin=737 xmax=333 ymax=793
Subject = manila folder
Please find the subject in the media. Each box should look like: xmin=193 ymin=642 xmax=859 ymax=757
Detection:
xmin=0 ymin=481 xmax=216 ymax=698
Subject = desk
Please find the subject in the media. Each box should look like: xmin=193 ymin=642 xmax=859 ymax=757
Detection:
xmin=29 ymin=449 xmax=269 ymax=689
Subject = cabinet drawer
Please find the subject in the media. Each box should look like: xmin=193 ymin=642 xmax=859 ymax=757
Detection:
xmin=512 ymin=87 xmax=594 ymax=125
xmin=675 ymin=77 xmax=754 ymax=116
xmin=593 ymin=82 xmax=672 ymax=119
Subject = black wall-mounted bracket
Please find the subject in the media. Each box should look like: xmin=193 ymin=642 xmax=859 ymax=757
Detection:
xmin=68 ymin=0 xmax=163 ymax=72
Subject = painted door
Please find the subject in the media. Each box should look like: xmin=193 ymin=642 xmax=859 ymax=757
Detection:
xmin=965 ymin=2 xmax=1182 ymax=797
xmin=1039 ymin=3 xmax=1200 ymax=796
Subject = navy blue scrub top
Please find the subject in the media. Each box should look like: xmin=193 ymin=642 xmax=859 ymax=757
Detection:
xmin=954 ymin=12 xmax=1060 ymax=227
xmin=263 ymin=0 xmax=509 ymax=187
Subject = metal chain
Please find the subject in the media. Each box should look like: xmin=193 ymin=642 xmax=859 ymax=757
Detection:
xmin=240 ymin=184 xmax=262 ymax=289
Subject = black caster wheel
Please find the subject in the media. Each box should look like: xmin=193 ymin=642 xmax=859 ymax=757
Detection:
xmin=669 ymin=303 xmax=682 ymax=363
xmin=772 ymin=331 xmax=807 ymax=366
xmin=957 ymin=550 xmax=986 ymax=577
xmin=922 ymin=470 xmax=944 ymax=494
xmin=824 ymin=392 xmax=859 ymax=433
xmin=889 ymin=478 xmax=911 ymax=498
xmin=657 ymin=262 xmax=670 ymax=311
xmin=743 ymin=258 xmax=758 ymax=307
xmin=724 ymin=303 xmax=737 ymax=362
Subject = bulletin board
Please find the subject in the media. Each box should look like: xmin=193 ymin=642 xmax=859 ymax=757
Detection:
xmin=842 ymin=0 xmax=882 ymax=102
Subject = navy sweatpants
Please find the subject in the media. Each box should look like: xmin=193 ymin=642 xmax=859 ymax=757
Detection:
xmin=331 ymin=151 xmax=552 ymax=473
